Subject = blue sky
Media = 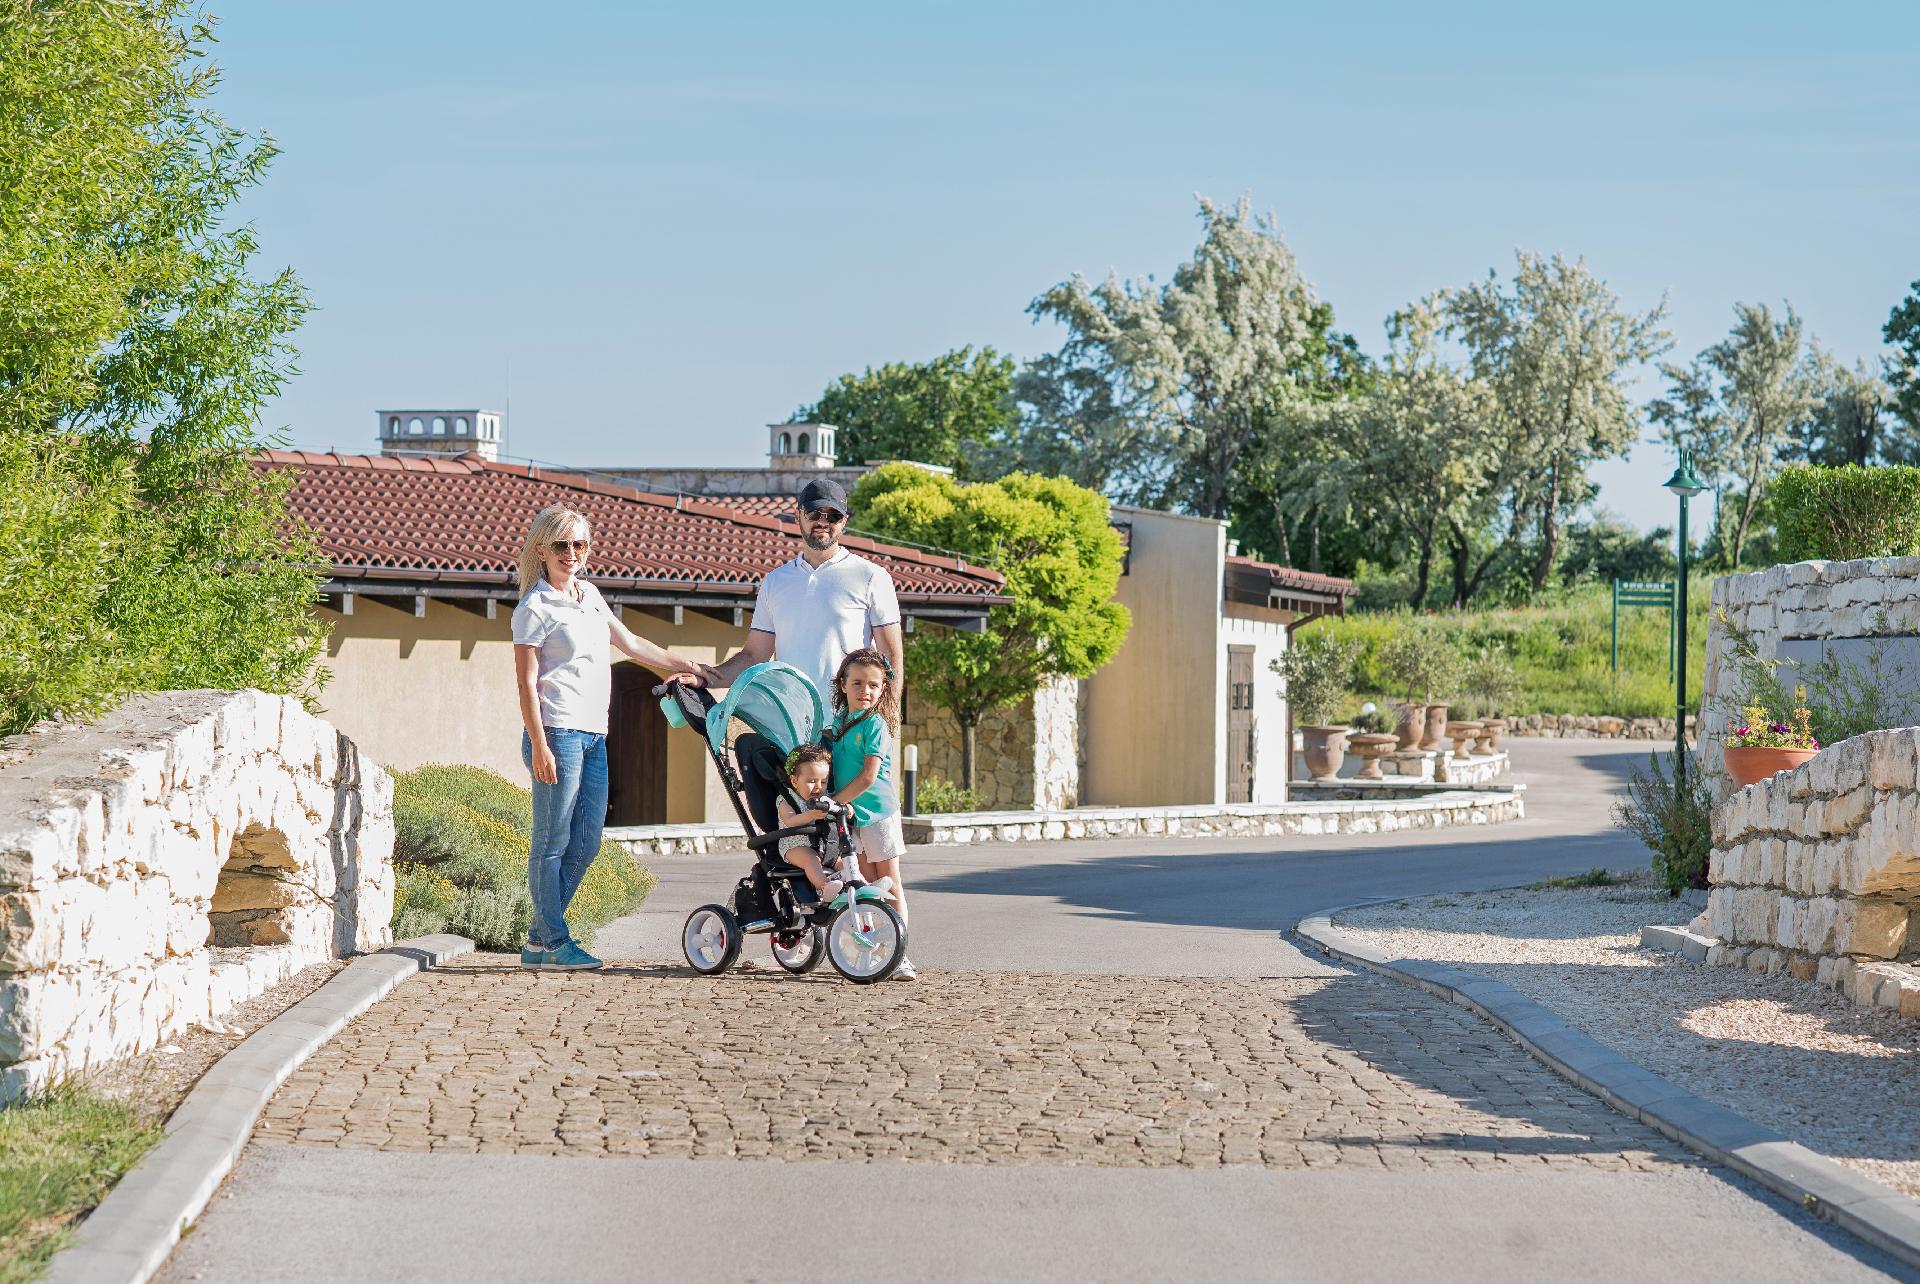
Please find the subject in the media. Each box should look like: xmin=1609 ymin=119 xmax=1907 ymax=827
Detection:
xmin=214 ymin=1 xmax=1919 ymax=531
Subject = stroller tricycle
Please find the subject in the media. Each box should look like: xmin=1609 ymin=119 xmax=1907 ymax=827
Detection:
xmin=655 ymin=662 xmax=907 ymax=984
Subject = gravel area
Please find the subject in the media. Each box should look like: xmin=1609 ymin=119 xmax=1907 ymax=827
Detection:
xmin=1335 ymin=873 xmax=1920 ymax=1200
xmin=88 ymin=960 xmax=345 ymax=1125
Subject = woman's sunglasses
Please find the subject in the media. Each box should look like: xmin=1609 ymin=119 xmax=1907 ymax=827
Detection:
xmin=547 ymin=539 xmax=590 ymax=554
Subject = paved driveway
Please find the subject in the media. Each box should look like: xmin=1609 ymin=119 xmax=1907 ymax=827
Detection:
xmin=161 ymin=741 xmax=1916 ymax=1282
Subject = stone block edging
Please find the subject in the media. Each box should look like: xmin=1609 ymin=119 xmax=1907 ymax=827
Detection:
xmin=41 ymin=933 xmax=475 ymax=1284
xmin=1641 ymin=922 xmax=1920 ymax=1018
xmin=1295 ymin=907 xmax=1920 ymax=1271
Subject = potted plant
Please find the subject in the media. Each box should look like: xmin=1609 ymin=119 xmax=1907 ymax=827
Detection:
xmin=1722 ymin=701 xmax=1821 ymax=789
xmin=1379 ymin=624 xmax=1461 ymax=752
xmin=1463 ymin=646 xmax=1519 ymax=753
xmin=1274 ymin=635 xmax=1362 ymax=779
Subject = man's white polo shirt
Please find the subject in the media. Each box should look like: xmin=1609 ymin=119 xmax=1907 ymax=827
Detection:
xmin=750 ymin=548 xmax=900 ymax=703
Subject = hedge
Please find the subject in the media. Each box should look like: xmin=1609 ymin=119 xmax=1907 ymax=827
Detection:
xmin=1772 ymin=464 xmax=1920 ymax=563
xmin=390 ymin=765 xmax=654 ymax=951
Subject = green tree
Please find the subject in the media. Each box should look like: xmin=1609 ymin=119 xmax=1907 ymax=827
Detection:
xmin=1305 ymin=299 xmax=1495 ymax=608
xmin=0 ymin=1 xmax=325 ymax=732
xmin=972 ymin=351 xmax=1175 ymax=502
xmin=1882 ymin=279 xmax=1920 ymax=438
xmin=1029 ymin=195 xmax=1323 ymax=522
xmin=851 ymin=463 xmax=1130 ymax=789
xmin=795 ymin=345 xmax=1015 ymax=475
xmin=1447 ymin=252 xmax=1670 ymax=593
xmin=1651 ymin=302 xmax=1822 ymax=568
xmin=1792 ymin=356 xmax=1896 ymax=467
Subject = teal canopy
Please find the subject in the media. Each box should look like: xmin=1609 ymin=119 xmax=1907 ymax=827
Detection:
xmin=706 ymin=661 xmax=827 ymax=757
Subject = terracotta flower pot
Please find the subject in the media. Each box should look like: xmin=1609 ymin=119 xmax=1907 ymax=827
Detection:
xmin=1347 ymin=733 xmax=1399 ymax=781
xmin=1299 ymin=725 xmax=1351 ymax=780
xmin=1722 ymin=745 xmax=1819 ymax=790
xmin=1480 ymin=718 xmax=1506 ymax=753
xmin=1445 ymin=720 xmax=1483 ymax=757
xmin=1393 ymin=703 xmax=1427 ymax=750
xmin=1420 ymin=703 xmax=1451 ymax=750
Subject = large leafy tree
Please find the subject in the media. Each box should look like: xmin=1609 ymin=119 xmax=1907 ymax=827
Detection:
xmin=1651 ymin=302 xmax=1822 ymax=568
xmin=851 ymin=463 xmax=1130 ymax=789
xmin=0 ymin=2 xmax=324 ymax=731
xmin=1307 ymin=300 xmax=1497 ymax=608
xmin=794 ymin=345 xmax=1015 ymax=476
xmin=970 ymin=351 xmax=1176 ymax=503
xmin=1885 ymin=278 xmax=1920 ymax=436
xmin=1446 ymin=252 xmax=1670 ymax=592
xmin=1791 ymin=356 xmax=1898 ymax=467
xmin=1029 ymin=195 xmax=1323 ymax=523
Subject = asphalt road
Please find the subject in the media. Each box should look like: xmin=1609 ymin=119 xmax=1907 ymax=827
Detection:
xmin=160 ymin=740 xmax=1917 ymax=1283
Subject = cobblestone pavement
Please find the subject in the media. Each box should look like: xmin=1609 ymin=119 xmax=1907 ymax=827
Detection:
xmin=255 ymin=955 xmax=1694 ymax=1171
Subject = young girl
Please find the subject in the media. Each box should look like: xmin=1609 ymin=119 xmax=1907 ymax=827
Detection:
xmin=826 ymin=647 xmax=916 ymax=980
xmin=772 ymin=744 xmax=848 ymax=902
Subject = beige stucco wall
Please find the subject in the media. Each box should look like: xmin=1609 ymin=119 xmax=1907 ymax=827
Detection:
xmin=1222 ymin=604 xmax=1292 ymax=805
xmin=317 ymin=598 xmax=742 ymax=821
xmin=1082 ymin=508 xmax=1226 ymax=806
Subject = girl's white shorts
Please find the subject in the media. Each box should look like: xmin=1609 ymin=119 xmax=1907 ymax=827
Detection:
xmin=853 ymin=813 xmax=906 ymax=861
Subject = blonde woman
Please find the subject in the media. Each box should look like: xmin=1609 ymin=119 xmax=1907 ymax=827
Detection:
xmin=512 ymin=504 xmax=708 ymax=970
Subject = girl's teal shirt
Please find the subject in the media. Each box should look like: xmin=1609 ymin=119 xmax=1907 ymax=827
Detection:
xmin=829 ymin=709 xmax=897 ymax=824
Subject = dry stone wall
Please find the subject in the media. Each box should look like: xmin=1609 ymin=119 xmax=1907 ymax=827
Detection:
xmin=0 ymin=690 xmax=393 ymax=1100
xmin=901 ymin=677 xmax=1080 ymax=811
xmin=1704 ymin=728 xmax=1920 ymax=1011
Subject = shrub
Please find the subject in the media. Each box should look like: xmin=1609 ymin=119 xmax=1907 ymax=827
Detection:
xmin=1378 ymin=623 xmax=1462 ymax=704
xmin=1713 ymin=612 xmax=1920 ymax=748
xmin=1771 ymin=464 xmax=1920 ymax=563
xmin=1273 ymin=634 xmax=1361 ymax=726
xmin=390 ymin=765 xmax=654 ymax=951
xmin=914 ymin=776 xmax=986 ymax=814
xmin=1613 ymin=750 xmax=1714 ymax=894
xmin=1461 ymin=645 xmax=1520 ymax=719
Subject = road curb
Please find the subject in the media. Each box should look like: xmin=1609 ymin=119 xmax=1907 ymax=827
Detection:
xmin=42 ymin=934 xmax=475 ymax=1284
xmin=1294 ymin=907 xmax=1920 ymax=1272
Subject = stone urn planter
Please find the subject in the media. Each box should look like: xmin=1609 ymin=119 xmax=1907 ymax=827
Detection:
xmin=1393 ymin=702 xmax=1427 ymax=750
xmin=1347 ymin=733 xmax=1400 ymax=780
xmin=1299 ymin=726 xmax=1351 ymax=780
xmin=1479 ymin=718 xmax=1506 ymax=753
xmin=1445 ymin=720 xmax=1483 ymax=757
xmin=1420 ymin=702 xmax=1451 ymax=750
xmin=1723 ymin=745 xmax=1819 ymax=790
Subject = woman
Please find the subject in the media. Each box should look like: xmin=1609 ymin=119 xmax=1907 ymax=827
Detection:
xmin=512 ymin=503 xmax=707 ymax=970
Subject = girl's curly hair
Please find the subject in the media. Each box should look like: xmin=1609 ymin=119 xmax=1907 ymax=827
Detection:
xmin=831 ymin=647 xmax=899 ymax=732
xmin=784 ymin=743 xmax=832 ymax=777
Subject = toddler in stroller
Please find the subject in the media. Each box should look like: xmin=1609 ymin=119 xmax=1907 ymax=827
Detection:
xmin=655 ymin=661 xmax=908 ymax=984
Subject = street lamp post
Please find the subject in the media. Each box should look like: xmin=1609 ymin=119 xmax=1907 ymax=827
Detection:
xmin=1664 ymin=449 xmax=1709 ymax=767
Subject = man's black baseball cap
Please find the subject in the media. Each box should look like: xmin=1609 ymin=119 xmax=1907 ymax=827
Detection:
xmin=798 ymin=478 xmax=850 ymax=516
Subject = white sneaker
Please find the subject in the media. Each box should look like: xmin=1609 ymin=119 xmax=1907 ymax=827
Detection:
xmin=892 ymin=956 xmax=918 ymax=981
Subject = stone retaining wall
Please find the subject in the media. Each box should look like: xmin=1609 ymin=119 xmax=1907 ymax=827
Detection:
xmin=1701 ymin=728 xmax=1920 ymax=1014
xmin=901 ymin=676 xmax=1080 ymax=811
xmin=0 ymin=690 xmax=394 ymax=1100
xmin=1503 ymin=714 xmax=1687 ymax=740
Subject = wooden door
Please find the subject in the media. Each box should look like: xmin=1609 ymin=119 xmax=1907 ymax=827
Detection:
xmin=607 ymin=662 xmax=669 ymax=825
xmin=1227 ymin=646 xmax=1255 ymax=804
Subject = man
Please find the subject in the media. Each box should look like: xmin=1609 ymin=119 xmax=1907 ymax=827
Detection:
xmin=710 ymin=477 xmax=904 ymax=711
xmin=710 ymin=477 xmax=917 ymax=979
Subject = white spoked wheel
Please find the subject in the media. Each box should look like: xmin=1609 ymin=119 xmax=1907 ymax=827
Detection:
xmin=825 ymin=899 xmax=906 ymax=984
xmin=683 ymin=904 xmax=743 ymax=975
xmin=770 ymin=925 xmax=824 ymax=974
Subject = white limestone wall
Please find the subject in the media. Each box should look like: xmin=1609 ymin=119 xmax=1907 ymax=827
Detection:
xmin=1703 ymin=556 xmax=1920 ymax=784
xmin=0 ymin=690 xmax=393 ymax=1100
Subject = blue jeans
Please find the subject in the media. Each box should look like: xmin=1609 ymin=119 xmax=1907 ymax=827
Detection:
xmin=522 ymin=727 xmax=608 ymax=950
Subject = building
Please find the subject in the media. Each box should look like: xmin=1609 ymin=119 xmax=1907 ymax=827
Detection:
xmin=376 ymin=408 xmax=506 ymax=461
xmin=259 ymin=449 xmax=1004 ymax=824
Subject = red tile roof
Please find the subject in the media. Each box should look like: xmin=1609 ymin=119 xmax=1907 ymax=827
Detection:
xmin=1224 ymin=554 xmax=1356 ymax=604
xmin=256 ymin=451 xmax=1005 ymax=604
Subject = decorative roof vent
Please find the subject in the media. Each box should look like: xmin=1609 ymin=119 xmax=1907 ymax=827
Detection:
xmin=768 ymin=422 xmax=837 ymax=471
xmin=377 ymin=409 xmax=504 ymax=461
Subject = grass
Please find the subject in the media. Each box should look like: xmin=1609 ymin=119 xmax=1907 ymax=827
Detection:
xmin=1527 ymin=868 xmax=1631 ymax=891
xmin=1310 ymin=577 xmax=1713 ymax=720
xmin=390 ymin=764 xmax=656 ymax=951
xmin=0 ymin=1081 xmax=161 ymax=1284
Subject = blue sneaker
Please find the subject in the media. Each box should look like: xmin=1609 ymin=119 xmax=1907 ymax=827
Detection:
xmin=546 ymin=941 xmax=604 ymax=971
xmin=520 ymin=946 xmax=554 ymax=970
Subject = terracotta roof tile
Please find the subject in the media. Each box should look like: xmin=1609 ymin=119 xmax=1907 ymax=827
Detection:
xmin=257 ymin=452 xmax=1005 ymax=602
xmin=1225 ymin=554 xmax=1356 ymax=598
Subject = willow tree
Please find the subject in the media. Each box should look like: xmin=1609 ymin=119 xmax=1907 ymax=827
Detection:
xmin=0 ymin=2 xmax=324 ymax=731
xmin=851 ymin=463 xmax=1129 ymax=790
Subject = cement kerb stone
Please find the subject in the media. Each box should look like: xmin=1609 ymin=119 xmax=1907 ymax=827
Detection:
xmin=40 ymin=933 xmax=476 ymax=1284
xmin=1294 ymin=903 xmax=1920 ymax=1272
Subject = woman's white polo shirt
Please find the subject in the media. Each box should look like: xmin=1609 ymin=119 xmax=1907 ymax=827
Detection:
xmin=511 ymin=578 xmax=615 ymax=734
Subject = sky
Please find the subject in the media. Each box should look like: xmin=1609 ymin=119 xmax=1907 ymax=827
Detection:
xmin=211 ymin=0 xmax=1920 ymax=532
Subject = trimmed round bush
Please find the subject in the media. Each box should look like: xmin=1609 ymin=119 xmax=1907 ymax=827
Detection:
xmin=1772 ymin=464 xmax=1920 ymax=563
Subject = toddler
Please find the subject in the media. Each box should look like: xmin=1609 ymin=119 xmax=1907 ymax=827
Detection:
xmin=773 ymin=744 xmax=853 ymax=900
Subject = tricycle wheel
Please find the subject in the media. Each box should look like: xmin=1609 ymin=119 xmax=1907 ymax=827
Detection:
xmin=825 ymin=900 xmax=905 ymax=984
xmin=770 ymin=925 xmax=824 ymax=974
xmin=683 ymin=903 xmax=743 ymax=975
